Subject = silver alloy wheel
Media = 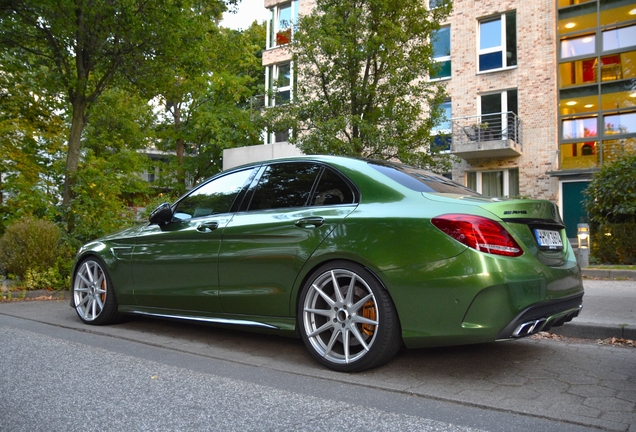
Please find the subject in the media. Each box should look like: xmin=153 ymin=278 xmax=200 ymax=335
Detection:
xmin=73 ymin=259 xmax=108 ymax=322
xmin=302 ymin=269 xmax=380 ymax=365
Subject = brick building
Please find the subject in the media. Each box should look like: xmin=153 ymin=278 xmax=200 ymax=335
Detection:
xmin=223 ymin=0 xmax=636 ymax=239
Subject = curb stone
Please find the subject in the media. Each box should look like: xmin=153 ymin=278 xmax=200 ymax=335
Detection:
xmin=1 ymin=289 xmax=66 ymax=301
xmin=581 ymin=268 xmax=636 ymax=280
xmin=550 ymin=321 xmax=635 ymax=340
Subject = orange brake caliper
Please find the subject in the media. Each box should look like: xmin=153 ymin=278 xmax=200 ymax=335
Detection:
xmin=361 ymin=301 xmax=377 ymax=336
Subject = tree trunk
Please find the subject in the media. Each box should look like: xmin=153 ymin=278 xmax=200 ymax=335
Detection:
xmin=173 ymin=104 xmax=185 ymax=187
xmin=62 ymin=95 xmax=87 ymax=209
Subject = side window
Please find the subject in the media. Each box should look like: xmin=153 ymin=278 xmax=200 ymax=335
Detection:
xmin=173 ymin=169 xmax=254 ymax=221
xmin=248 ymin=163 xmax=321 ymax=210
xmin=311 ymin=168 xmax=356 ymax=206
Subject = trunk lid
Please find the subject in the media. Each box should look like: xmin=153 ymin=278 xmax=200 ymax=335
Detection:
xmin=425 ymin=194 xmax=571 ymax=267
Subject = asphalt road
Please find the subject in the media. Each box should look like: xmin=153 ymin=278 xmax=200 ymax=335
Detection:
xmin=0 ymin=312 xmax=607 ymax=432
xmin=1 ymin=277 xmax=635 ymax=431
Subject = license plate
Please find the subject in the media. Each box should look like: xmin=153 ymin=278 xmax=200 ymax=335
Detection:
xmin=534 ymin=229 xmax=563 ymax=249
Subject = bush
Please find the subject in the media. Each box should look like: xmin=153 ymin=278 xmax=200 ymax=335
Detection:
xmin=591 ymin=222 xmax=636 ymax=265
xmin=0 ymin=218 xmax=62 ymax=279
xmin=584 ymin=153 xmax=636 ymax=225
xmin=584 ymin=153 xmax=636 ymax=264
xmin=24 ymin=266 xmax=69 ymax=291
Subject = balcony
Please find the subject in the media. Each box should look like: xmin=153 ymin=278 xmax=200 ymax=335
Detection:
xmin=449 ymin=112 xmax=523 ymax=160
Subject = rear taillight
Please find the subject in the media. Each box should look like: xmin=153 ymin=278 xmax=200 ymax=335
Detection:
xmin=431 ymin=214 xmax=523 ymax=257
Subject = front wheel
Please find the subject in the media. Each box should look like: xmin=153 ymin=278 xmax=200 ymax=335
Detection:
xmin=298 ymin=261 xmax=401 ymax=372
xmin=73 ymin=257 xmax=121 ymax=325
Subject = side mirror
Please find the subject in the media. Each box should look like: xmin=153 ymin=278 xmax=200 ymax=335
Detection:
xmin=148 ymin=202 xmax=173 ymax=225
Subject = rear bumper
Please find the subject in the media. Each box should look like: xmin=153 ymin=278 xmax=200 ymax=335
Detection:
xmin=496 ymin=293 xmax=584 ymax=340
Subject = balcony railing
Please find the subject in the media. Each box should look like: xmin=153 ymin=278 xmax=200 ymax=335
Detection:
xmin=449 ymin=112 xmax=523 ymax=159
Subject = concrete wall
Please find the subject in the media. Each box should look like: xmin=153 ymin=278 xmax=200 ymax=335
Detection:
xmin=223 ymin=143 xmax=305 ymax=170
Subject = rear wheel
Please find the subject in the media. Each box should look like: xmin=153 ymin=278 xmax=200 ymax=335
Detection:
xmin=298 ymin=261 xmax=401 ymax=372
xmin=73 ymin=258 xmax=120 ymax=325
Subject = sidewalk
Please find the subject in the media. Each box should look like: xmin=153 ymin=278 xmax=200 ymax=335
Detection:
xmin=550 ymin=276 xmax=636 ymax=340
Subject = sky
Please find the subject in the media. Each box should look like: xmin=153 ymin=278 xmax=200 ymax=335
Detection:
xmin=221 ymin=0 xmax=270 ymax=30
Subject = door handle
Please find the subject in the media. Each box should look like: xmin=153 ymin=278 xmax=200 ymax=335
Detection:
xmin=196 ymin=221 xmax=219 ymax=233
xmin=295 ymin=217 xmax=325 ymax=229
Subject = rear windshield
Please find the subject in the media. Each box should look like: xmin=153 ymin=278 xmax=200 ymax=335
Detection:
xmin=369 ymin=162 xmax=480 ymax=195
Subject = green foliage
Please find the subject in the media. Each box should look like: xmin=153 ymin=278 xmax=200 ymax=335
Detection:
xmin=0 ymin=218 xmax=61 ymax=279
xmin=0 ymin=54 xmax=67 ymax=228
xmin=69 ymin=152 xmax=142 ymax=244
xmin=270 ymin=0 xmax=454 ymax=171
xmin=584 ymin=153 xmax=636 ymax=264
xmin=1 ymin=4 xmax=265 ymax=252
xmin=152 ymin=23 xmax=267 ymax=193
xmin=584 ymin=153 xmax=636 ymax=224
xmin=82 ymin=88 xmax=157 ymax=154
xmin=591 ymin=223 xmax=636 ymax=265
xmin=0 ymin=0 xmax=233 ymax=206
xmin=24 ymin=266 xmax=70 ymax=291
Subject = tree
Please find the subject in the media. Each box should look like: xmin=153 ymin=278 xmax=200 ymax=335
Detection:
xmin=270 ymin=0 xmax=453 ymax=170
xmin=0 ymin=52 xmax=67 ymax=226
xmin=152 ymin=23 xmax=267 ymax=192
xmin=0 ymin=0 xmax=233 ymax=211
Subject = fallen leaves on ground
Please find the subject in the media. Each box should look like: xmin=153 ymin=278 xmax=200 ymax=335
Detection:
xmin=531 ymin=331 xmax=566 ymax=341
xmin=0 ymin=294 xmax=64 ymax=302
xmin=596 ymin=336 xmax=635 ymax=348
xmin=531 ymin=331 xmax=635 ymax=348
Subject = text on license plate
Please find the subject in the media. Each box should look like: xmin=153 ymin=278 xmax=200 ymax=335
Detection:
xmin=534 ymin=229 xmax=563 ymax=249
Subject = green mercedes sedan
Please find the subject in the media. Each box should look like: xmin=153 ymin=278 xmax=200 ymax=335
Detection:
xmin=71 ymin=156 xmax=584 ymax=372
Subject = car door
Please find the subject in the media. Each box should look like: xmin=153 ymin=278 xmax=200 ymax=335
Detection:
xmin=218 ymin=162 xmax=358 ymax=317
xmin=130 ymin=167 xmax=257 ymax=313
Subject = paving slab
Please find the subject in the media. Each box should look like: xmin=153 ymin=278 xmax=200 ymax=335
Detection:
xmin=551 ymin=279 xmax=636 ymax=340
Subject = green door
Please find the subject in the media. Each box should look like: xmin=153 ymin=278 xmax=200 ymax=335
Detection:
xmin=562 ymin=181 xmax=589 ymax=239
xmin=217 ymin=162 xmax=357 ymax=317
xmin=130 ymin=168 xmax=256 ymax=312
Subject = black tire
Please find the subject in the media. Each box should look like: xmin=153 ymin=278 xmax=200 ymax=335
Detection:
xmin=298 ymin=260 xmax=402 ymax=372
xmin=72 ymin=257 xmax=121 ymax=325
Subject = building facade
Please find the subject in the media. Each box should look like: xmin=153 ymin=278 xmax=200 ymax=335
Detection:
xmin=223 ymin=0 xmax=636 ymax=239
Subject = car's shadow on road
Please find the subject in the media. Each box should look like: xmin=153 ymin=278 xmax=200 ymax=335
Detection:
xmin=110 ymin=313 xmax=561 ymax=385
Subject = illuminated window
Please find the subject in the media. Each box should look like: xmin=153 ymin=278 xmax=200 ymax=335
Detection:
xmin=604 ymin=112 xmax=636 ymax=135
xmin=560 ymin=142 xmax=599 ymax=169
xmin=562 ymin=117 xmax=598 ymax=139
xmin=561 ymin=34 xmax=596 ymax=58
xmin=603 ymin=25 xmax=636 ymax=51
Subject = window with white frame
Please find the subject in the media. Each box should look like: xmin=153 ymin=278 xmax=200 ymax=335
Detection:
xmin=478 ymin=11 xmax=517 ymax=72
xmin=432 ymin=99 xmax=452 ymax=151
xmin=466 ymin=168 xmax=519 ymax=198
xmin=265 ymin=128 xmax=290 ymax=145
xmin=479 ymin=89 xmax=518 ymax=141
xmin=266 ymin=62 xmax=292 ymax=107
xmin=267 ymin=0 xmax=299 ymax=49
xmin=431 ymin=26 xmax=451 ymax=80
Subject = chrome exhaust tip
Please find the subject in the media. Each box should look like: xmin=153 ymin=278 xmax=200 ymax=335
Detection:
xmin=512 ymin=318 xmax=547 ymax=337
